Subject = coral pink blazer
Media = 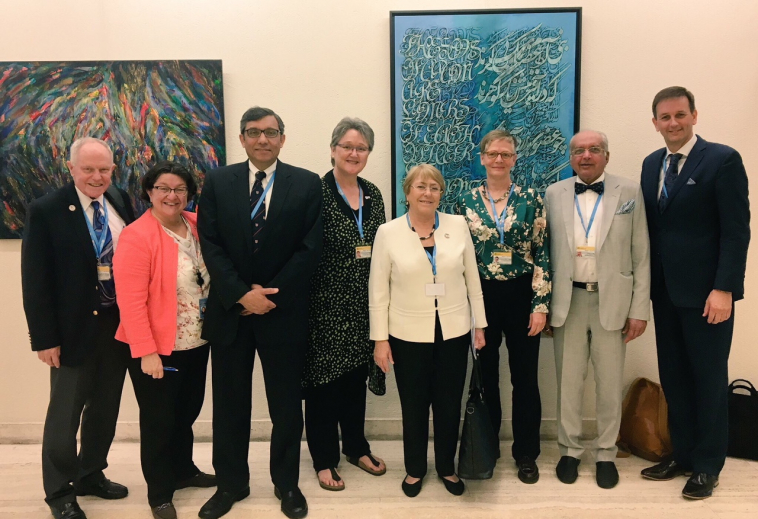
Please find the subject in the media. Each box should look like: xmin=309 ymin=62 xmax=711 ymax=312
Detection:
xmin=114 ymin=210 xmax=199 ymax=358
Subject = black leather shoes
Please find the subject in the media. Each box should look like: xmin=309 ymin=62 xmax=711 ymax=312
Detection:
xmin=274 ymin=487 xmax=308 ymax=519
xmin=198 ymin=487 xmax=250 ymax=519
xmin=641 ymin=459 xmax=691 ymax=481
xmin=49 ymin=501 xmax=86 ymax=519
xmin=74 ymin=478 xmax=128 ymax=499
xmin=682 ymin=473 xmax=719 ymax=499
xmin=401 ymin=475 xmax=423 ymax=498
xmin=517 ymin=457 xmax=539 ymax=484
xmin=151 ymin=502 xmax=177 ymax=519
xmin=438 ymin=475 xmax=465 ymax=496
xmin=596 ymin=462 xmax=619 ymax=489
xmin=556 ymin=456 xmax=580 ymax=484
xmin=176 ymin=471 xmax=217 ymax=489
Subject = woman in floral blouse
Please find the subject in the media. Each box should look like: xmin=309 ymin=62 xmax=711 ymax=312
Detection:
xmin=456 ymin=129 xmax=551 ymax=485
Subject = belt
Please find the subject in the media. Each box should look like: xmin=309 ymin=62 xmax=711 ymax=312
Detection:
xmin=573 ymin=281 xmax=598 ymax=292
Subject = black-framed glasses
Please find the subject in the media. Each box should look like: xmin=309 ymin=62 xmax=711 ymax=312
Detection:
xmin=244 ymin=128 xmax=281 ymax=139
xmin=483 ymin=151 xmax=515 ymax=160
xmin=571 ymin=146 xmax=606 ymax=156
xmin=153 ymin=185 xmax=189 ymax=195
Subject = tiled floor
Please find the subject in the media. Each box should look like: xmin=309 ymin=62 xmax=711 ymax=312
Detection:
xmin=1 ymin=441 xmax=756 ymax=518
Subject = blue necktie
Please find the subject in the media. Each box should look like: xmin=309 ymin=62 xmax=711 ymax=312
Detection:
xmin=250 ymin=171 xmax=266 ymax=253
xmin=658 ymin=153 xmax=682 ymax=213
xmin=91 ymin=201 xmax=116 ymax=307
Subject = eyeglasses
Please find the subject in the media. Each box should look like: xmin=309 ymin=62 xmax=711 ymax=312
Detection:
xmin=483 ymin=151 xmax=515 ymax=160
xmin=336 ymin=143 xmax=370 ymax=154
xmin=244 ymin=128 xmax=281 ymax=139
xmin=412 ymin=184 xmax=442 ymax=194
xmin=571 ymin=146 xmax=606 ymax=156
xmin=153 ymin=185 xmax=189 ymax=196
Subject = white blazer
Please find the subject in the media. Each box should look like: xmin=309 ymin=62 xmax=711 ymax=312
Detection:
xmin=369 ymin=212 xmax=487 ymax=343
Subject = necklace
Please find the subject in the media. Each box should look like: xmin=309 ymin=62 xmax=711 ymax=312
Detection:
xmin=412 ymin=225 xmax=436 ymax=241
xmin=482 ymin=182 xmax=511 ymax=202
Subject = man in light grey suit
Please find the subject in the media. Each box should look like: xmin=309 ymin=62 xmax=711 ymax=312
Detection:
xmin=545 ymin=130 xmax=650 ymax=489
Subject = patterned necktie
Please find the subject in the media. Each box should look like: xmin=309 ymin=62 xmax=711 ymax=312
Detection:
xmin=91 ymin=201 xmax=116 ymax=307
xmin=658 ymin=153 xmax=683 ymax=212
xmin=250 ymin=171 xmax=267 ymax=253
xmin=574 ymin=182 xmax=604 ymax=195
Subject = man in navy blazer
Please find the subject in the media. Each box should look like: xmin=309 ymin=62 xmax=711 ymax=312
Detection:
xmin=197 ymin=107 xmax=322 ymax=519
xmin=639 ymin=86 xmax=750 ymax=499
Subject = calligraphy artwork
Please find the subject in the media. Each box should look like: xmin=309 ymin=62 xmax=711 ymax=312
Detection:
xmin=391 ymin=9 xmax=581 ymax=215
xmin=0 ymin=60 xmax=225 ymax=238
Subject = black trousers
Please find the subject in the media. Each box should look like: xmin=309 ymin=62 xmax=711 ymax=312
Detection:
xmin=480 ymin=275 xmax=542 ymax=461
xmin=41 ymin=306 xmax=131 ymax=507
xmin=652 ymin=286 xmax=734 ymax=475
xmin=304 ymin=364 xmax=372 ymax=472
xmin=211 ymin=315 xmax=306 ymax=493
xmin=129 ymin=344 xmax=210 ymax=506
xmin=390 ymin=316 xmax=469 ymax=479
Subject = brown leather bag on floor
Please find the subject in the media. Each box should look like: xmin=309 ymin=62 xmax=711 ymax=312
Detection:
xmin=616 ymin=377 xmax=673 ymax=462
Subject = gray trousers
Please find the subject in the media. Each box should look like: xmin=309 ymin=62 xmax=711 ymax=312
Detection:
xmin=553 ymin=287 xmax=626 ymax=462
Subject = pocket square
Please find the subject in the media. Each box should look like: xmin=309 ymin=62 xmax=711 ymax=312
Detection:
xmin=687 ymin=178 xmax=696 ymax=185
xmin=615 ymin=199 xmax=635 ymax=215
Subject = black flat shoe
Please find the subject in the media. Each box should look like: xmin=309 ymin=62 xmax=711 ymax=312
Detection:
xmin=151 ymin=502 xmax=177 ymax=519
xmin=516 ymin=457 xmax=539 ymax=484
xmin=401 ymin=475 xmax=423 ymax=497
xmin=74 ymin=478 xmax=128 ymax=500
xmin=198 ymin=487 xmax=250 ymax=519
xmin=556 ymin=456 xmax=580 ymax=484
xmin=176 ymin=471 xmax=217 ymax=489
xmin=596 ymin=462 xmax=619 ymax=489
xmin=49 ymin=501 xmax=86 ymax=519
xmin=641 ymin=459 xmax=691 ymax=481
xmin=682 ymin=472 xmax=719 ymax=499
xmin=438 ymin=475 xmax=465 ymax=496
xmin=274 ymin=486 xmax=308 ymax=519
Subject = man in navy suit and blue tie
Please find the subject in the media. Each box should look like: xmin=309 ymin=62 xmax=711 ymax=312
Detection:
xmin=639 ymin=86 xmax=750 ymax=499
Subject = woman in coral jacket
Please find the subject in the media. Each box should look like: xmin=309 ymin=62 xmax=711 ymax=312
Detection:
xmin=113 ymin=162 xmax=215 ymax=519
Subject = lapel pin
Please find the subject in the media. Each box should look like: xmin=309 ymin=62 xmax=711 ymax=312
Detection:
xmin=445 ymin=233 xmax=450 ymax=238
xmin=68 ymin=205 xmax=76 ymax=211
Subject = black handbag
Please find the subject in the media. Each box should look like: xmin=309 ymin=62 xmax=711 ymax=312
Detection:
xmin=457 ymin=338 xmax=499 ymax=480
xmin=727 ymin=379 xmax=758 ymax=460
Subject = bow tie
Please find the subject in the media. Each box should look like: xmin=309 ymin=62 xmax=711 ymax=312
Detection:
xmin=575 ymin=182 xmax=604 ymax=195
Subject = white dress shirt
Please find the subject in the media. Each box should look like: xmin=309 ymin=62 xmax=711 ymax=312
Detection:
xmin=75 ymin=186 xmax=126 ymax=252
xmin=657 ymin=134 xmax=697 ymax=198
xmin=248 ymin=160 xmax=277 ymax=218
xmin=573 ymin=173 xmax=605 ymax=283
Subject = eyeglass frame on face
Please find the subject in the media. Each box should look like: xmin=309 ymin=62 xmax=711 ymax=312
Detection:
xmin=335 ymin=143 xmax=370 ymax=155
xmin=482 ymin=151 xmax=516 ymax=160
xmin=152 ymin=185 xmax=189 ymax=196
xmin=570 ymin=146 xmax=606 ymax=156
xmin=243 ymin=128 xmax=282 ymax=139
xmin=412 ymin=184 xmax=442 ymax=194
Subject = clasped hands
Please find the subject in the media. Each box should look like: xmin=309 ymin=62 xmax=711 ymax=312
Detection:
xmin=239 ymin=284 xmax=279 ymax=316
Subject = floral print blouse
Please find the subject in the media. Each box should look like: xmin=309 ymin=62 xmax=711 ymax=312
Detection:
xmin=455 ymin=184 xmax=551 ymax=313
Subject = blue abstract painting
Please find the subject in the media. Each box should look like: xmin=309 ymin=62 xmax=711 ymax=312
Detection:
xmin=0 ymin=60 xmax=225 ymax=238
xmin=391 ymin=9 xmax=581 ymax=215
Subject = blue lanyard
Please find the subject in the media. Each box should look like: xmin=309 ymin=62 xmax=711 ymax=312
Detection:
xmin=406 ymin=211 xmax=439 ymax=276
xmin=574 ymin=189 xmax=603 ymax=240
xmin=485 ymin=183 xmax=515 ymax=245
xmin=335 ymin=180 xmax=364 ymax=240
xmin=84 ymin=199 xmax=109 ymax=258
xmin=250 ymin=170 xmax=276 ymax=220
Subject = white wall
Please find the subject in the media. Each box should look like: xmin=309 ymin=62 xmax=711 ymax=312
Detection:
xmin=1 ymin=0 xmax=756 ymax=442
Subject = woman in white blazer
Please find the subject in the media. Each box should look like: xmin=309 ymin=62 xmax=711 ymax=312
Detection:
xmin=370 ymin=164 xmax=487 ymax=498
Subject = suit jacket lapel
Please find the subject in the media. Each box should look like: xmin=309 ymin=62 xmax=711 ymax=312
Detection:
xmin=642 ymin=148 xmax=666 ymax=209
xmin=63 ymin=183 xmax=97 ymax=259
xmin=232 ymin=162 xmax=254 ymax=252
xmin=561 ymin=181 xmax=575 ymax=253
xmin=664 ymin=136 xmax=706 ymax=210
xmin=265 ymin=161 xmax=292 ymax=225
xmin=104 ymin=186 xmax=132 ymax=223
xmin=597 ymin=175 xmax=621 ymax=252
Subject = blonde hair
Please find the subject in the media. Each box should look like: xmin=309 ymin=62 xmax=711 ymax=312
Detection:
xmin=402 ymin=164 xmax=445 ymax=197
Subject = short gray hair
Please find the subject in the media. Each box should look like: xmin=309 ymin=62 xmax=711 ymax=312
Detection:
xmin=329 ymin=117 xmax=375 ymax=166
xmin=570 ymin=130 xmax=609 ymax=152
xmin=70 ymin=137 xmax=113 ymax=164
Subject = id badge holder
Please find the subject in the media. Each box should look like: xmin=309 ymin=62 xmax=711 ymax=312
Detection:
xmin=199 ymin=298 xmax=208 ymax=320
xmin=576 ymin=246 xmax=596 ymax=258
xmin=355 ymin=245 xmax=372 ymax=259
xmin=493 ymin=251 xmax=512 ymax=265
xmin=97 ymin=264 xmax=111 ymax=281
